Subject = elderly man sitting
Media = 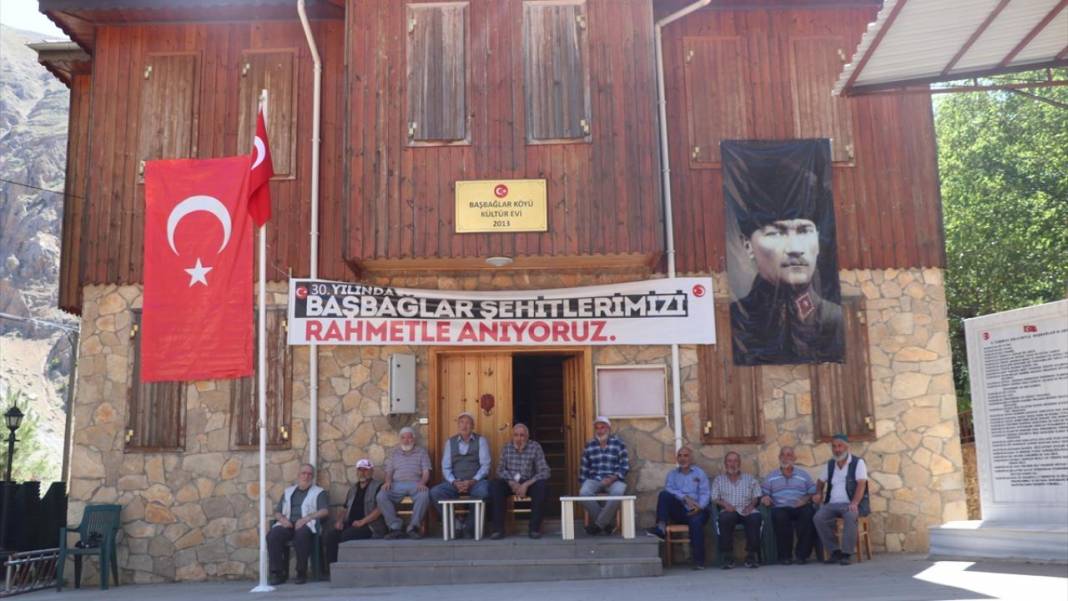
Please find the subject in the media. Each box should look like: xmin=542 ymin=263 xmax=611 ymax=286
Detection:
xmin=267 ymin=463 xmax=329 ymax=585
xmin=430 ymin=412 xmax=492 ymax=539
xmin=490 ymin=423 xmax=551 ymax=539
xmin=578 ymin=416 xmax=630 ymax=535
xmin=376 ymin=426 xmax=432 ymax=539
xmin=813 ymin=434 xmax=869 ymax=566
xmin=324 ymin=459 xmax=385 ymax=567
xmin=760 ymin=446 xmax=817 ymax=564
xmin=711 ymin=451 xmax=763 ymax=569
xmin=645 ymin=446 xmax=710 ymax=569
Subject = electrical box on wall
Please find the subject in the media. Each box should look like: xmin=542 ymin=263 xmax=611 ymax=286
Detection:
xmin=388 ymin=354 xmax=416 ymax=414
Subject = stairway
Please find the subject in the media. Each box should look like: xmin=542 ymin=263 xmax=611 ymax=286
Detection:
xmin=330 ymin=530 xmax=662 ymax=587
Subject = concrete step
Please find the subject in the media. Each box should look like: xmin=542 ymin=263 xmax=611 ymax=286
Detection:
xmin=329 ymin=556 xmax=663 ymax=587
xmin=337 ymin=535 xmax=661 ymax=563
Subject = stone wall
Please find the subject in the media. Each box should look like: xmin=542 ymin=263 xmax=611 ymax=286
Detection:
xmin=66 ymin=268 xmax=965 ymax=583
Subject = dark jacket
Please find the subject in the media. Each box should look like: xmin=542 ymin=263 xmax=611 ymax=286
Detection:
xmin=343 ymin=478 xmax=387 ymax=537
xmin=730 ymin=276 xmax=844 ymax=365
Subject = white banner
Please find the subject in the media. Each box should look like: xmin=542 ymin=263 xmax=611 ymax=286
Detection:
xmin=287 ymin=278 xmax=715 ymax=346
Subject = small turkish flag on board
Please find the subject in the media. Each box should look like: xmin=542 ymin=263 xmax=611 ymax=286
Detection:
xmin=141 ymin=156 xmax=254 ymax=382
xmin=248 ymin=109 xmax=274 ymax=226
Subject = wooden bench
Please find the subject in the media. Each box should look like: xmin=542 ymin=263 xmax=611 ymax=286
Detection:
xmin=559 ymin=495 xmax=637 ymax=540
xmin=663 ymin=524 xmax=691 ymax=567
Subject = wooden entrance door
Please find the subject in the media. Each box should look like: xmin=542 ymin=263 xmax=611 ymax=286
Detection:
xmin=562 ymin=354 xmax=591 ymax=496
xmin=435 ymin=352 xmax=514 ymax=480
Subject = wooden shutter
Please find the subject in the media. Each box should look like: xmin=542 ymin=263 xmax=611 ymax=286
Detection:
xmin=126 ymin=311 xmax=186 ymax=451
xmin=790 ymin=36 xmax=855 ymax=163
xmin=699 ymin=301 xmax=763 ymax=443
xmin=523 ymin=0 xmax=591 ymax=143
xmin=810 ymin=296 xmax=875 ymax=441
xmin=137 ymin=52 xmax=199 ymax=178
xmin=406 ymin=3 xmax=468 ymax=144
xmin=230 ymin=310 xmax=293 ymax=449
xmin=238 ymin=49 xmax=298 ymax=177
xmin=684 ymin=36 xmax=749 ymax=166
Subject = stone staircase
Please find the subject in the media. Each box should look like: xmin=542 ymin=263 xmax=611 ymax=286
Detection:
xmin=329 ymin=529 xmax=662 ymax=587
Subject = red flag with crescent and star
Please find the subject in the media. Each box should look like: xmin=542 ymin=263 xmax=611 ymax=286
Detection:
xmin=141 ymin=156 xmax=254 ymax=381
xmin=248 ymin=109 xmax=273 ymax=225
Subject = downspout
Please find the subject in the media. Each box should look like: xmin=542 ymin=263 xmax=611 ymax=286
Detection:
xmin=298 ymin=0 xmax=322 ymax=468
xmin=655 ymin=0 xmax=711 ymax=452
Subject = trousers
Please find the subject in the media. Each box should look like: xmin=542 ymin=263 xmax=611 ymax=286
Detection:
xmin=656 ymin=490 xmax=709 ymax=566
xmin=579 ymin=479 xmax=627 ymax=528
xmin=375 ymin=481 xmax=430 ymax=532
xmin=491 ymin=478 xmax=549 ymax=534
xmin=266 ymin=524 xmax=314 ymax=575
xmin=770 ymin=504 xmax=815 ymax=561
xmin=814 ymin=503 xmax=858 ymax=556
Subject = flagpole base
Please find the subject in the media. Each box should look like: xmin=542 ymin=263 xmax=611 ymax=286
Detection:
xmin=250 ymin=584 xmax=276 ymax=593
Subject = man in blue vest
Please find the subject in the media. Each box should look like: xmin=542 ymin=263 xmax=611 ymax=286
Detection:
xmin=430 ymin=412 xmax=492 ymax=538
xmin=267 ymin=463 xmax=329 ymax=585
xmin=813 ymin=434 xmax=869 ymax=565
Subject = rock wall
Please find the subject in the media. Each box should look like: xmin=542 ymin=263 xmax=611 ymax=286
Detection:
xmin=67 ymin=268 xmax=965 ymax=583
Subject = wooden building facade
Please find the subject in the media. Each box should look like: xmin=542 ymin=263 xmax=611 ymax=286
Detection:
xmin=39 ymin=0 xmax=966 ymax=583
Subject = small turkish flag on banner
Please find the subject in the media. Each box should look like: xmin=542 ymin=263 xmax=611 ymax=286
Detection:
xmin=141 ymin=156 xmax=254 ymax=381
xmin=248 ymin=109 xmax=274 ymax=226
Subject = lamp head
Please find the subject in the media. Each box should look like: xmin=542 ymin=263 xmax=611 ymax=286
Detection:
xmin=4 ymin=406 xmax=23 ymax=432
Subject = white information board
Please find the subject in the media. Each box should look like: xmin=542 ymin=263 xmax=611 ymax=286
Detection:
xmin=595 ymin=365 xmax=667 ymax=419
xmin=964 ymin=300 xmax=1068 ymax=521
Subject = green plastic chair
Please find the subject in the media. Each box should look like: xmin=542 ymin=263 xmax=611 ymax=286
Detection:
xmin=710 ymin=504 xmax=777 ymax=566
xmin=56 ymin=504 xmax=122 ymax=591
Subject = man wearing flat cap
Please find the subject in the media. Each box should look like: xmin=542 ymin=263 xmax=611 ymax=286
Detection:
xmin=324 ymin=458 xmax=385 ymax=567
xmin=578 ymin=416 xmax=630 ymax=535
xmin=813 ymin=434 xmax=870 ymax=566
xmin=722 ymin=139 xmax=844 ymax=366
xmin=430 ymin=412 xmax=492 ymax=538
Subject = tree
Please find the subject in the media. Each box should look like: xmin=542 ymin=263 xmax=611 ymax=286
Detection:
xmin=936 ymin=72 xmax=1068 ymax=409
xmin=0 ymin=388 xmax=58 ymax=484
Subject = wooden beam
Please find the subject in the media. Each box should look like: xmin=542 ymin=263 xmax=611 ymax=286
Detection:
xmin=940 ymin=0 xmax=1012 ymax=77
xmin=842 ymin=58 xmax=1068 ymax=95
xmin=1057 ymin=43 xmax=1068 ymax=61
xmin=356 ymin=252 xmax=661 ymax=274
xmin=841 ymin=0 xmax=910 ymax=92
xmin=999 ymin=0 xmax=1068 ymax=68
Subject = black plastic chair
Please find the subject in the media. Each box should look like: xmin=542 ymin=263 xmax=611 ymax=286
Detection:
xmin=56 ymin=503 xmax=122 ymax=591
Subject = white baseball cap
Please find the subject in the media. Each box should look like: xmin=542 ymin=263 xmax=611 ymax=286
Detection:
xmin=457 ymin=411 xmax=476 ymax=422
xmin=356 ymin=459 xmax=374 ymax=470
xmin=594 ymin=416 xmax=612 ymax=427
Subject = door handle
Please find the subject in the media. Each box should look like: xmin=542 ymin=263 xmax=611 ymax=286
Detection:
xmin=498 ymin=422 xmax=511 ymax=431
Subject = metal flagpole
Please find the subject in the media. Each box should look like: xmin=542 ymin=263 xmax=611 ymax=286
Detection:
xmin=251 ymin=88 xmax=274 ymax=594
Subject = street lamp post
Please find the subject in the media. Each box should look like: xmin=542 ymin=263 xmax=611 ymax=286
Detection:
xmin=1 ymin=405 xmax=24 ymax=552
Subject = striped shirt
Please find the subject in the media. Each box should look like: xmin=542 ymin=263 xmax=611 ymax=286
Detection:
xmin=579 ymin=435 xmax=630 ymax=482
xmin=711 ymin=472 xmax=762 ymax=514
xmin=385 ymin=446 xmax=431 ymax=482
xmin=761 ymin=467 xmax=817 ymax=508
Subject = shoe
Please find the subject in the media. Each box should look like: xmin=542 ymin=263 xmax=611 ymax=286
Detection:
xmin=721 ymin=557 xmax=735 ymax=570
xmin=293 ymin=572 xmax=307 ymax=585
xmin=384 ymin=529 xmax=404 ymax=540
xmin=268 ymin=572 xmax=285 ymax=586
xmin=796 ymin=558 xmax=808 ymax=566
xmin=645 ymin=527 xmax=666 ymax=540
xmin=490 ymin=531 xmax=504 ymax=540
xmin=745 ymin=554 xmax=758 ymax=569
xmin=692 ymin=564 xmax=705 ymax=571
xmin=839 ymin=554 xmax=851 ymax=566
xmin=824 ymin=550 xmax=842 ymax=564
xmin=602 ymin=524 xmax=616 ymax=536
xmin=528 ymin=531 xmax=542 ymax=539
xmin=407 ymin=528 xmax=423 ymax=540
xmin=584 ymin=524 xmax=601 ymax=536
xmin=781 ymin=558 xmax=793 ymax=565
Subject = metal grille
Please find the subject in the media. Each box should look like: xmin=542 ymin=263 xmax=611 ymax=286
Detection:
xmin=1 ymin=549 xmax=59 ymax=597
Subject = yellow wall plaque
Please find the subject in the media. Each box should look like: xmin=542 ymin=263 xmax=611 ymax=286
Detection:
xmin=454 ymin=179 xmax=548 ymax=233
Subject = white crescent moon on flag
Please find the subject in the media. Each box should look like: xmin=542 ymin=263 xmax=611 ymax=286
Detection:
xmin=166 ymin=195 xmax=232 ymax=255
xmin=251 ymin=136 xmax=266 ymax=170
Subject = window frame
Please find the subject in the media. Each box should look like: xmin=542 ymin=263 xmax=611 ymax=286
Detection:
xmin=125 ymin=310 xmax=187 ymax=452
xmin=405 ymin=2 xmax=471 ymax=147
xmin=522 ymin=0 xmax=593 ymax=145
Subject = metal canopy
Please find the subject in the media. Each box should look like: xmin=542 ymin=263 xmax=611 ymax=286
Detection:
xmin=835 ymin=0 xmax=1068 ymax=95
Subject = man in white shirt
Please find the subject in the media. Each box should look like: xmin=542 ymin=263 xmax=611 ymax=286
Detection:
xmin=813 ymin=434 xmax=870 ymax=565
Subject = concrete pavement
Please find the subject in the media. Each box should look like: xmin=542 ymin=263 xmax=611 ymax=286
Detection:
xmin=35 ymin=555 xmax=1068 ymax=601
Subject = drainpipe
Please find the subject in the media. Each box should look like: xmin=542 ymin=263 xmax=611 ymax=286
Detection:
xmin=298 ymin=0 xmax=322 ymax=469
xmin=655 ymin=0 xmax=711 ymax=452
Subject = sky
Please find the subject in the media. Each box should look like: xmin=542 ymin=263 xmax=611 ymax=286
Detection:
xmin=0 ymin=0 xmax=68 ymax=39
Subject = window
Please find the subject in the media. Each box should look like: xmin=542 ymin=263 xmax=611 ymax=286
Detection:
xmin=683 ymin=36 xmax=749 ymax=166
xmin=406 ymin=2 xmax=468 ymax=145
xmin=137 ymin=52 xmax=200 ymax=179
xmin=699 ymin=301 xmax=763 ymax=443
xmin=523 ymin=0 xmax=591 ymax=143
xmin=790 ymin=36 xmax=855 ymax=163
xmin=238 ymin=49 xmax=298 ymax=177
xmin=810 ymin=296 xmax=876 ymax=441
xmin=126 ymin=311 xmax=187 ymax=451
xmin=230 ymin=309 xmax=293 ymax=450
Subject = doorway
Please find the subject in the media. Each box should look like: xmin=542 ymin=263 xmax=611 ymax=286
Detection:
xmin=429 ymin=348 xmax=592 ymax=515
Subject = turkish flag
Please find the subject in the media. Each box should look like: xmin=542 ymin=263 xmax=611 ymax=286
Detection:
xmin=142 ymin=156 xmax=254 ymax=381
xmin=248 ymin=109 xmax=274 ymax=225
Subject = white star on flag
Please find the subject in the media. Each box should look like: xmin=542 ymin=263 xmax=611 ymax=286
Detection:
xmin=184 ymin=258 xmax=213 ymax=287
